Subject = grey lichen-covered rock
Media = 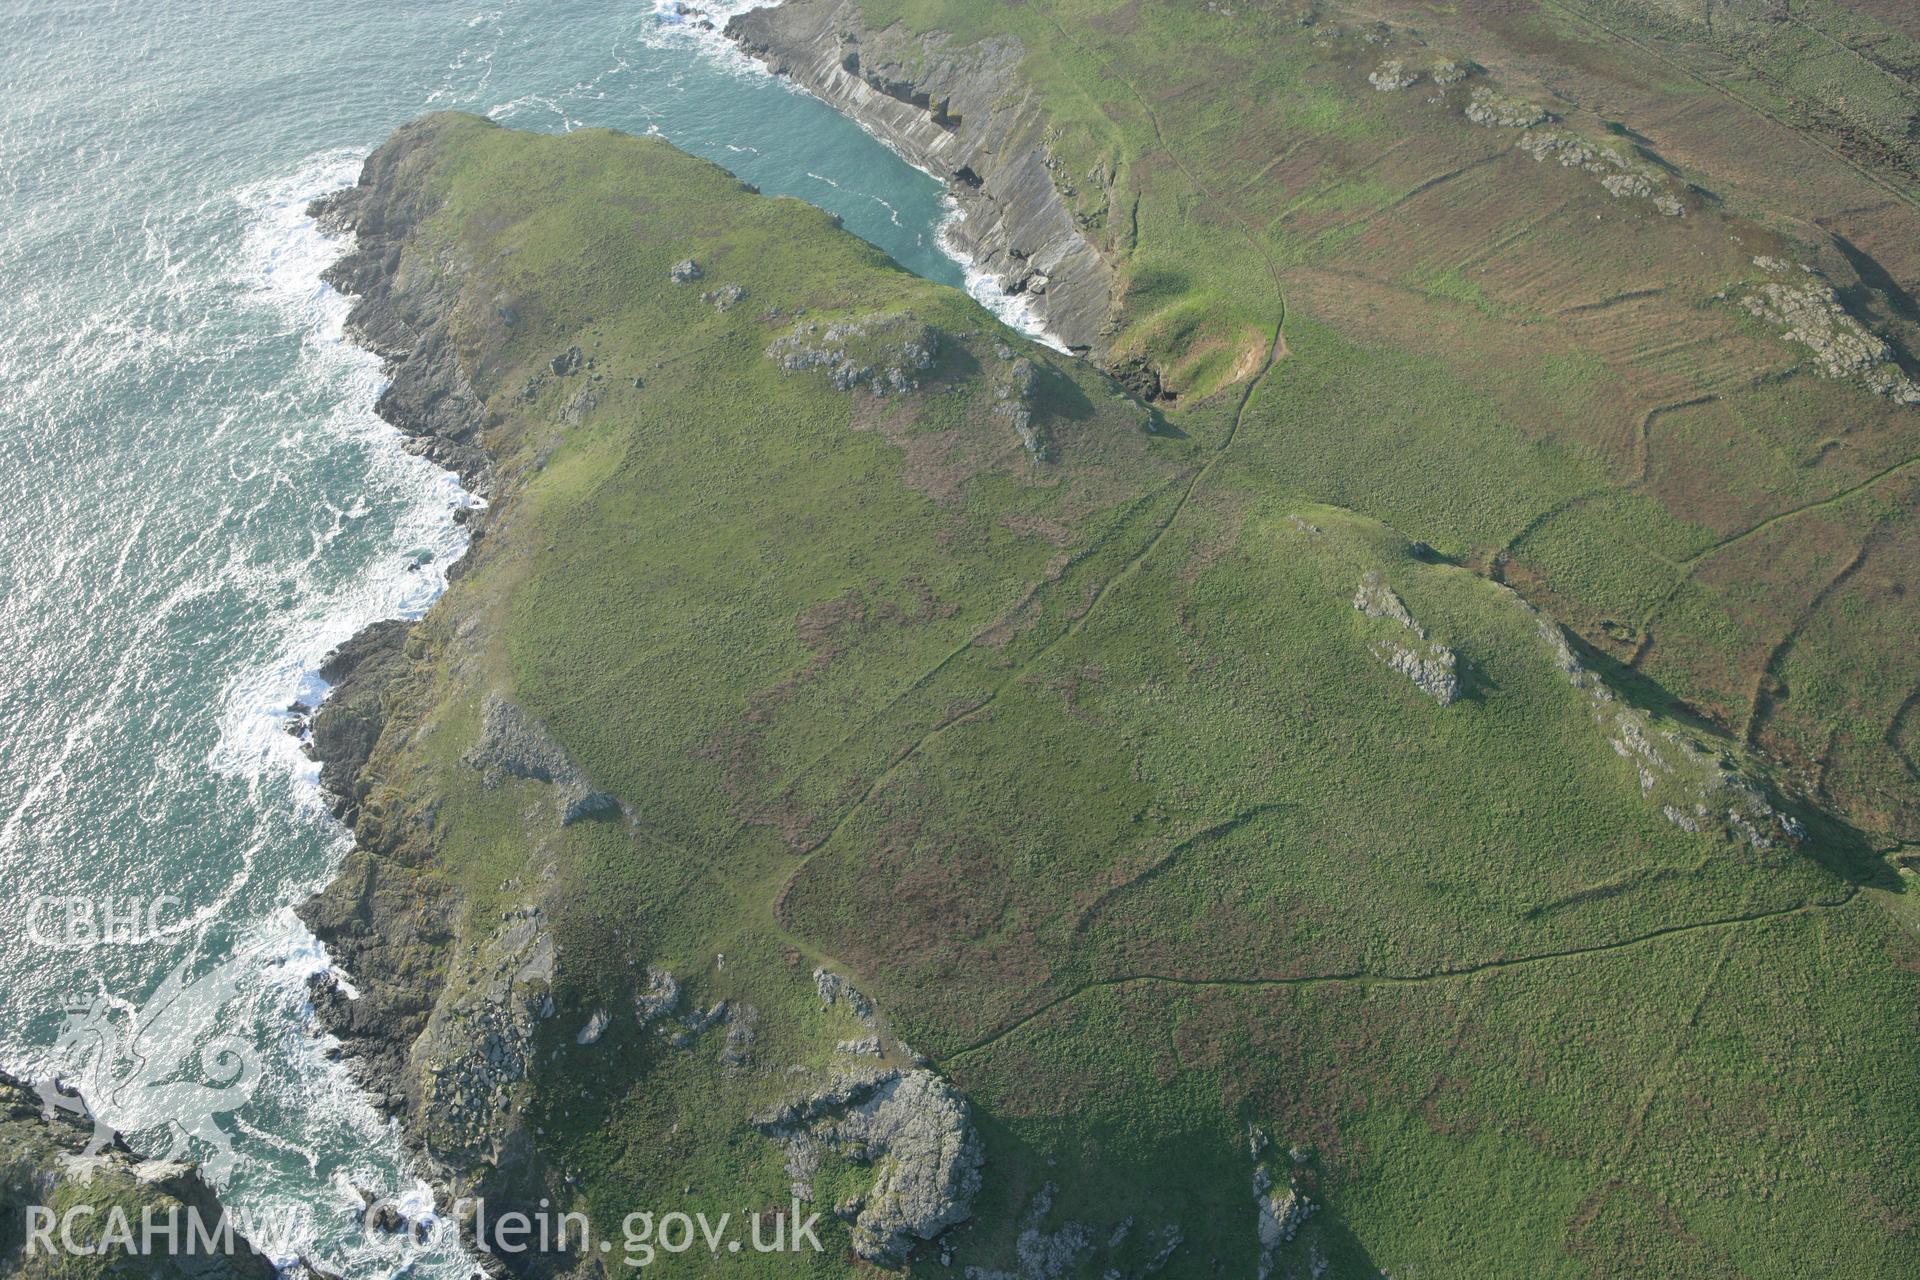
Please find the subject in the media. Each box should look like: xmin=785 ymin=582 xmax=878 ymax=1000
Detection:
xmin=1005 ymin=1183 xmax=1093 ymax=1280
xmin=415 ymin=907 xmax=554 ymax=1167
xmin=1738 ymin=261 xmax=1920 ymax=403
xmin=993 ymin=355 xmax=1047 ymax=457
xmin=635 ymin=964 xmax=682 ymax=1023
xmin=466 ymin=693 xmax=619 ymax=826
xmin=1374 ymin=640 xmax=1461 ymax=706
xmin=1519 ymin=599 xmax=1808 ymax=851
xmin=758 ymin=1066 xmax=983 ymax=1264
xmin=1464 ymin=87 xmax=1549 ymax=128
xmin=1352 ymin=572 xmax=1460 ymax=705
xmin=814 ymin=965 xmax=876 ymax=1023
xmin=833 ymin=1072 xmax=980 ymax=1262
xmin=1368 ymin=58 xmax=1419 ymax=91
xmin=767 ymin=312 xmax=939 ymax=396
xmin=718 ymin=1004 xmax=759 ymax=1069
xmin=575 ymin=1008 xmax=610 ymax=1045
xmin=701 ymin=282 xmax=747 ymax=311
xmin=1252 ymin=1159 xmax=1317 ymax=1278
xmin=669 ymin=257 xmax=703 ymax=283
xmin=1516 ymin=128 xmax=1686 ymax=216
xmin=1430 ymin=58 xmax=1469 ymax=85
xmin=1353 ymin=571 xmax=1422 ymax=632
xmin=557 ymin=382 xmax=599 ymax=428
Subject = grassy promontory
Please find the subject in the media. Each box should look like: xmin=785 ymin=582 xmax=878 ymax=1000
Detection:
xmin=305 ymin=113 xmax=1919 ymax=1278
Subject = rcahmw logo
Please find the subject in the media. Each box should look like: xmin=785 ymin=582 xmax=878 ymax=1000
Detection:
xmin=33 ymin=953 xmax=261 ymax=1185
xmin=28 ymin=895 xmax=183 ymax=948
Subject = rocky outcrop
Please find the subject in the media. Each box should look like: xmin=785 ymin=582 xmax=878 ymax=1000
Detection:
xmin=726 ymin=0 xmax=1115 ymax=356
xmin=465 ymin=693 xmax=619 ymax=826
xmin=0 ymin=1071 xmax=290 ymax=1279
xmin=813 ymin=966 xmax=876 ymax=1023
xmin=991 ymin=353 xmax=1045 ymax=457
xmin=407 ymin=908 xmax=554 ymax=1175
xmin=1737 ymin=258 xmax=1920 ymax=402
xmin=964 ymin=1182 xmax=1091 ymax=1280
xmin=1521 ymin=600 xmax=1808 ymax=850
xmin=1352 ymin=572 xmax=1461 ymax=705
xmin=1514 ymin=128 xmax=1686 ymax=216
xmin=310 ymin=128 xmax=495 ymax=495
xmin=1247 ymin=1130 xmax=1316 ymax=1280
xmin=1368 ymin=58 xmax=1420 ymax=92
xmin=1464 ymin=87 xmax=1550 ymax=128
xmin=756 ymin=1066 xmax=983 ymax=1265
xmin=766 ymin=312 xmax=938 ymax=395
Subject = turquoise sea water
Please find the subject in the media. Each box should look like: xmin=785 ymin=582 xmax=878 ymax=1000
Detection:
xmin=0 ymin=2 xmax=987 ymax=1272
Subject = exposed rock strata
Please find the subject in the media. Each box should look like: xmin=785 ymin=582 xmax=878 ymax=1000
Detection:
xmin=310 ymin=618 xmax=413 ymax=823
xmin=465 ymin=693 xmax=619 ymax=825
xmin=311 ymin=147 xmax=495 ymax=495
xmin=767 ymin=312 xmax=939 ymax=395
xmin=726 ymin=0 xmax=1115 ymax=357
xmin=1522 ymin=600 xmax=1808 ymax=850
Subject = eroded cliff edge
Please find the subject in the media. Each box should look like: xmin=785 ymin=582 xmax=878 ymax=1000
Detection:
xmin=726 ymin=0 xmax=1119 ymax=361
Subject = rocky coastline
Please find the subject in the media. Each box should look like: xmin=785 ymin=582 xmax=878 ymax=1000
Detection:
xmin=724 ymin=0 xmax=1118 ymax=361
xmin=294 ymin=119 xmax=539 ymax=1265
xmin=291 ymin=113 xmax=1006 ymax=1274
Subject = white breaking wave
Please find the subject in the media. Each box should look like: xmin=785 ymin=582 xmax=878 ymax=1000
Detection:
xmin=214 ymin=151 xmax=481 ymax=818
xmin=641 ymin=0 xmax=800 ymax=84
xmin=938 ymin=196 xmax=1071 ymax=353
xmin=201 ymin=151 xmax=480 ymax=1279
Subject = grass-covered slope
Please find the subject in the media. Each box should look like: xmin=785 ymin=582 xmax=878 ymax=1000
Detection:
xmin=318 ymin=113 xmax=1919 ymax=1278
xmin=766 ymin=0 xmax=1920 ymax=844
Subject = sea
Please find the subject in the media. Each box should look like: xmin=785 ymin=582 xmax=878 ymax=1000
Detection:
xmin=0 ymin=2 xmax=1036 ymax=1274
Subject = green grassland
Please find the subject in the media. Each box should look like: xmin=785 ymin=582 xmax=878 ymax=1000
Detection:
xmin=845 ymin=0 xmax=1920 ymax=840
xmin=338 ymin=109 xmax=1920 ymax=1278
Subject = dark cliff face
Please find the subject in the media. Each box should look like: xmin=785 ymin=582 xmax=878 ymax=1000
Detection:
xmin=295 ymin=119 xmax=471 ymax=1172
xmin=725 ymin=0 xmax=1118 ymax=359
xmin=308 ymin=119 xmax=495 ymax=496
